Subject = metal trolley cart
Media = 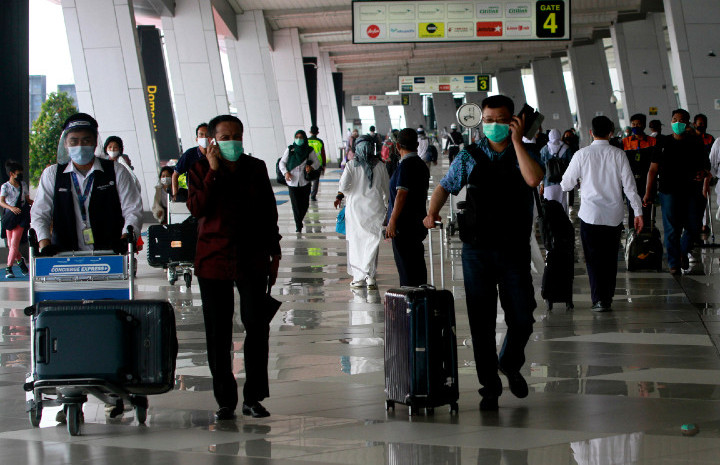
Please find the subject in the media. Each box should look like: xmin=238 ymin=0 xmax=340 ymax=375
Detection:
xmin=147 ymin=195 xmax=196 ymax=288
xmin=23 ymin=228 xmax=154 ymax=436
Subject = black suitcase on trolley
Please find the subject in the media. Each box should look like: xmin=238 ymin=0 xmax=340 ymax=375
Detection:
xmin=384 ymin=226 xmax=459 ymax=416
xmin=625 ymin=206 xmax=663 ymax=272
xmin=34 ymin=300 xmax=178 ymax=395
xmin=147 ymin=220 xmax=198 ymax=268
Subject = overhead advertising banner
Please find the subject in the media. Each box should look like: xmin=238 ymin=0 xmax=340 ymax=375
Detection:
xmin=351 ymin=94 xmax=408 ymax=106
xmin=352 ymin=0 xmax=570 ymax=43
xmin=399 ymin=74 xmax=492 ymax=93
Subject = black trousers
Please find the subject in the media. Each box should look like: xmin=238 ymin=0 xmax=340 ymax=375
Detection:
xmin=288 ymin=184 xmax=311 ymax=232
xmin=197 ymin=275 xmax=270 ymax=410
xmin=391 ymin=234 xmax=427 ymax=286
xmin=580 ymin=221 xmax=623 ymax=305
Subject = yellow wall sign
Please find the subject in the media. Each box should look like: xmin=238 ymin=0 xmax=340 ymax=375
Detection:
xmin=418 ymin=22 xmax=444 ymax=38
xmin=649 ymin=107 xmax=658 ymax=115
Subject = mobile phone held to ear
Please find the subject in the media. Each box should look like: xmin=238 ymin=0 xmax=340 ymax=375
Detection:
xmin=518 ymin=104 xmax=544 ymax=140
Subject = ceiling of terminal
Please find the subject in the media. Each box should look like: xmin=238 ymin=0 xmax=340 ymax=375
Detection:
xmin=61 ymin=0 xmax=666 ymax=94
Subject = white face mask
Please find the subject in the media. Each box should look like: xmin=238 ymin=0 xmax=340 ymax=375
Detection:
xmin=160 ymin=178 xmax=171 ymax=187
xmin=107 ymin=150 xmax=120 ymax=159
xmin=197 ymin=138 xmax=208 ymax=148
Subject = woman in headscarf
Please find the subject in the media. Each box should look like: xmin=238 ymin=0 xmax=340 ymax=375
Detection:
xmin=333 ymin=135 xmax=390 ymax=289
xmin=539 ymin=128 xmax=574 ymax=212
xmin=279 ymin=129 xmax=320 ymax=232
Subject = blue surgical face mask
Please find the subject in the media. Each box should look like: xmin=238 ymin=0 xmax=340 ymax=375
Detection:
xmin=294 ymin=138 xmax=304 ymax=146
xmin=218 ymin=140 xmax=243 ymax=162
xmin=631 ymin=127 xmax=643 ymax=135
xmin=68 ymin=145 xmax=96 ymax=165
xmin=482 ymin=123 xmax=510 ymax=143
xmin=671 ymin=122 xmax=687 ymax=135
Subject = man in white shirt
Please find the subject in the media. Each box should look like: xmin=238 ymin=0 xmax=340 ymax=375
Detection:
xmin=31 ymin=113 xmax=143 ymax=254
xmin=561 ymin=116 xmax=644 ymax=312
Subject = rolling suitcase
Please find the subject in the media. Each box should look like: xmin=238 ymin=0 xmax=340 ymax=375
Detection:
xmin=536 ymin=194 xmax=575 ymax=310
xmin=384 ymin=224 xmax=459 ymax=416
xmin=147 ymin=220 xmax=198 ymax=268
xmin=625 ymin=205 xmax=662 ymax=272
xmin=34 ymin=300 xmax=178 ymax=395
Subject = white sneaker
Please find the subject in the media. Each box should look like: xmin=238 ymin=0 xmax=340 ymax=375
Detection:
xmin=366 ymin=276 xmax=377 ymax=289
xmin=350 ymin=280 xmax=366 ymax=288
xmin=688 ymin=252 xmax=698 ymax=263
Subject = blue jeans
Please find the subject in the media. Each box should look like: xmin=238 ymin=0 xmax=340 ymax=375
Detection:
xmin=659 ymin=191 xmax=705 ymax=269
xmin=461 ymin=244 xmax=536 ymax=395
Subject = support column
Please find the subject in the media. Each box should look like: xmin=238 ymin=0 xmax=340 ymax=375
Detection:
xmin=404 ymin=94 xmax=425 ymax=131
xmin=496 ymin=69 xmax=526 ymax=107
xmin=531 ymin=57 xmax=573 ymax=132
xmin=432 ymin=93 xmax=458 ymax=133
xmin=664 ymin=0 xmax=720 ymax=135
xmin=373 ymin=106 xmax=392 ymax=136
xmin=568 ymin=41 xmax=619 ymax=145
xmin=62 ymin=0 xmax=157 ymax=209
xmin=272 ymin=28 xmax=312 ymax=144
xmin=345 ymin=103 xmax=360 ymax=130
xmin=224 ymin=10 xmax=285 ymax=173
xmin=161 ymin=0 xmax=229 ymax=150
xmin=302 ymin=43 xmax=341 ymax=163
xmin=611 ymin=13 xmax=676 ymax=124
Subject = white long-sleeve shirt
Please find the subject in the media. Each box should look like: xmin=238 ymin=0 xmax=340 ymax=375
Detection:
xmin=31 ymin=158 xmax=143 ymax=250
xmin=279 ymin=147 xmax=320 ymax=187
xmin=560 ymin=139 xmax=642 ymax=226
xmin=709 ymin=138 xmax=720 ymax=209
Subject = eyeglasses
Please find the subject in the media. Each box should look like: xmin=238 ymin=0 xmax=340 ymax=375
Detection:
xmin=481 ymin=118 xmax=512 ymax=124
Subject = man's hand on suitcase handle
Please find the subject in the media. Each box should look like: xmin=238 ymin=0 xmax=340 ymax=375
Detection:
xmin=634 ymin=215 xmax=644 ymax=234
xmin=423 ymin=212 xmax=442 ymax=229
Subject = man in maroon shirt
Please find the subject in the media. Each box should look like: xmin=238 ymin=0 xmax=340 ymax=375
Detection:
xmin=188 ymin=115 xmax=281 ymax=420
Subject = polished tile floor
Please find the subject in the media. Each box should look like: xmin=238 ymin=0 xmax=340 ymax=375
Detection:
xmin=1 ymin=162 xmax=719 ymax=464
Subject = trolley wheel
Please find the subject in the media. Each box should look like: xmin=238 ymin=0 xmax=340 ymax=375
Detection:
xmin=545 ymin=300 xmax=553 ymax=311
xmin=183 ymin=271 xmax=192 ymax=289
xmin=566 ymin=302 xmax=574 ymax=310
xmin=29 ymin=404 xmax=42 ymax=427
xmin=167 ymin=267 xmax=177 ymax=285
xmin=408 ymin=403 xmax=416 ymax=416
xmin=135 ymin=405 xmax=147 ymax=424
xmin=425 ymin=407 xmax=435 ymax=415
xmin=67 ymin=404 xmax=81 ymax=436
xmin=385 ymin=400 xmax=394 ymax=411
xmin=449 ymin=403 xmax=459 ymax=415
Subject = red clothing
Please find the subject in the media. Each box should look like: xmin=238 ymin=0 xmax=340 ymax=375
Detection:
xmin=187 ymin=155 xmax=281 ymax=281
xmin=622 ymin=134 xmax=656 ymax=151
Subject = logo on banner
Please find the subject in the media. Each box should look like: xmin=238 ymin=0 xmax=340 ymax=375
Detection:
xmin=447 ymin=22 xmax=474 ymax=38
xmin=366 ymin=24 xmax=381 ymax=38
xmin=464 ymin=76 xmax=475 ymax=83
xmin=476 ymin=22 xmax=503 ymax=37
xmin=506 ymin=3 xmax=531 ymax=17
xmin=439 ymin=85 xmax=451 ymax=91
xmin=476 ymin=3 xmax=502 ymax=17
xmin=401 ymin=84 xmax=414 ymax=92
xmin=505 ymin=22 xmax=531 ymax=36
xmin=49 ymin=264 xmax=112 ymax=275
xmin=419 ymin=22 xmax=444 ymax=38
xmin=389 ymin=23 xmax=416 ymax=39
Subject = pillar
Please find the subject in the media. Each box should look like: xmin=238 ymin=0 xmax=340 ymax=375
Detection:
xmin=161 ymin=0 xmax=229 ymax=151
xmin=62 ymin=0 xmax=157 ymax=209
xmin=373 ymin=106 xmax=392 ymax=136
xmin=432 ymin=93 xmax=458 ymax=133
xmin=568 ymin=41 xmax=619 ymax=145
xmin=496 ymin=69 xmax=526 ymax=107
xmin=611 ymin=13 xmax=676 ymax=125
xmin=403 ymin=94 xmax=425 ymax=131
xmin=345 ymin=103 xmax=360 ymax=130
xmin=664 ymin=0 xmax=720 ymax=135
xmin=272 ymin=28 xmax=312 ymax=144
xmin=531 ymin=57 xmax=574 ymax=132
xmin=224 ymin=10 xmax=285 ymax=174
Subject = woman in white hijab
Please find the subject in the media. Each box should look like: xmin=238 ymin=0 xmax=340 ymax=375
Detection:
xmin=539 ymin=129 xmax=574 ymax=212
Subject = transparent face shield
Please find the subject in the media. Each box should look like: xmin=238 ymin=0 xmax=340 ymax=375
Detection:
xmin=56 ymin=121 xmax=101 ymax=165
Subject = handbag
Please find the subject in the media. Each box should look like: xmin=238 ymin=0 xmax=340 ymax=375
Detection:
xmin=335 ymin=206 xmax=346 ymax=235
xmin=304 ymin=166 xmax=321 ymax=181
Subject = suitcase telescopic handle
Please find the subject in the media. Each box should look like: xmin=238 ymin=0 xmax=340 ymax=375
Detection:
xmin=427 ymin=221 xmax=445 ymax=289
xmin=34 ymin=328 xmax=49 ymax=364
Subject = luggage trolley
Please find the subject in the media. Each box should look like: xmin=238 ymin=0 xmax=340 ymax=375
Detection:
xmin=23 ymin=228 xmax=152 ymax=436
xmin=147 ymin=195 xmax=196 ymax=289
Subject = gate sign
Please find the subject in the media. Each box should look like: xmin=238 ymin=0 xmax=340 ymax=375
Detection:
xmin=353 ymin=0 xmax=570 ymax=43
xmin=351 ymin=94 xmax=407 ymax=106
xmin=399 ymin=74 xmax=492 ymax=93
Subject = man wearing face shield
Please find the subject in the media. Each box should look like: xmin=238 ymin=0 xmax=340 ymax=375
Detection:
xmin=424 ymin=95 xmax=545 ymax=411
xmin=31 ymin=113 xmax=143 ymax=255
xmin=172 ymin=123 xmax=208 ymax=201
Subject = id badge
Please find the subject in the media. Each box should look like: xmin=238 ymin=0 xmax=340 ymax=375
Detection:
xmin=82 ymin=227 xmax=95 ymax=245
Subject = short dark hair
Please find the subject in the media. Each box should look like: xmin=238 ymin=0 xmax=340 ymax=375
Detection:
xmin=195 ymin=123 xmax=208 ymax=137
xmin=481 ymin=95 xmax=515 ymax=115
xmin=397 ymin=128 xmax=419 ymax=151
xmin=649 ymin=119 xmax=662 ymax=130
xmin=629 ymin=113 xmax=646 ymax=125
xmin=159 ymin=166 xmax=174 ymax=178
xmin=5 ymin=160 xmax=22 ymax=176
xmin=369 ymin=125 xmax=376 ymax=132
xmin=309 ymin=125 xmax=319 ymax=134
xmin=591 ymin=115 xmax=615 ymax=138
xmin=694 ymin=113 xmax=708 ymax=124
xmin=207 ymin=115 xmax=243 ymax=138
xmin=672 ymin=108 xmax=690 ymax=122
xmin=103 ymin=136 xmax=124 ymax=154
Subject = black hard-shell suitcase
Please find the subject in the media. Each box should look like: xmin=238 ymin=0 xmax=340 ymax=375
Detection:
xmin=625 ymin=206 xmax=663 ymax=272
xmin=384 ymin=225 xmax=459 ymax=416
xmin=34 ymin=300 xmax=178 ymax=395
xmin=147 ymin=220 xmax=198 ymax=268
xmin=541 ymin=249 xmax=574 ymax=310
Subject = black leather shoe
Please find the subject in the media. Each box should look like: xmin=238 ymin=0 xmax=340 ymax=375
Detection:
xmin=591 ymin=302 xmax=611 ymax=313
xmin=499 ymin=367 xmax=529 ymax=399
xmin=479 ymin=396 xmax=499 ymax=411
xmin=214 ymin=407 xmax=236 ymax=421
xmin=242 ymin=402 xmax=270 ymax=418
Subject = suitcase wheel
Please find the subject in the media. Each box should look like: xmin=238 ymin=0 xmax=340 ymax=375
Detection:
xmin=449 ymin=403 xmax=459 ymax=415
xmin=67 ymin=404 xmax=82 ymax=436
xmin=566 ymin=302 xmax=574 ymax=310
xmin=29 ymin=404 xmax=42 ymax=427
xmin=408 ymin=403 xmax=416 ymax=416
xmin=545 ymin=300 xmax=553 ymax=311
xmin=168 ymin=267 xmax=177 ymax=285
xmin=425 ymin=407 xmax=434 ymax=415
xmin=183 ymin=270 xmax=192 ymax=289
xmin=135 ymin=405 xmax=147 ymax=424
xmin=385 ymin=400 xmax=394 ymax=411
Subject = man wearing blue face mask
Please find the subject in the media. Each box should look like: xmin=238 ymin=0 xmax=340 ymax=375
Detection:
xmin=31 ymin=113 xmax=143 ymax=255
xmin=622 ymin=113 xmax=656 ymax=229
xmin=424 ymin=95 xmax=545 ymax=411
xmin=644 ymin=109 xmax=710 ymax=274
xmin=187 ymin=114 xmax=282 ymax=421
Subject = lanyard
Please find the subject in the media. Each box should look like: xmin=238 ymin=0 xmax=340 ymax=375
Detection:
xmin=70 ymin=172 xmax=95 ymax=223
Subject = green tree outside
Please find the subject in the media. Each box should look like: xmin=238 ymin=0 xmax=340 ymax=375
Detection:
xmin=29 ymin=92 xmax=77 ymax=186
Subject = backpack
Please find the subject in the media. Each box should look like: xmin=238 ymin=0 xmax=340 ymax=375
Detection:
xmin=275 ymin=158 xmax=287 ymax=185
xmin=545 ymin=148 xmax=568 ymax=183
